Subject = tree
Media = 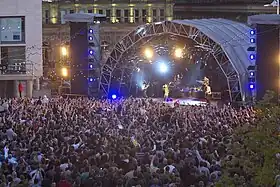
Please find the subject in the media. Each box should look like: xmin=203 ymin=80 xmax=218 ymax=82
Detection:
xmin=216 ymin=91 xmax=280 ymax=187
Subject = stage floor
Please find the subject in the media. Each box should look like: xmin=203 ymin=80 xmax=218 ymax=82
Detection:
xmin=154 ymin=97 xmax=208 ymax=106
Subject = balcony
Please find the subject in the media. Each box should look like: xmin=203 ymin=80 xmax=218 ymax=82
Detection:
xmin=0 ymin=63 xmax=35 ymax=80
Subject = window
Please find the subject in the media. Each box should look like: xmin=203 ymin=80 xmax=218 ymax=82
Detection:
xmin=0 ymin=46 xmax=26 ymax=74
xmin=160 ymin=9 xmax=164 ymax=17
xmin=106 ymin=9 xmax=111 ymax=22
xmin=0 ymin=17 xmax=25 ymax=44
xmin=142 ymin=9 xmax=146 ymax=22
xmin=116 ymin=9 xmax=121 ymax=17
xmin=116 ymin=9 xmax=121 ymax=22
xmin=135 ymin=10 xmax=139 ymax=23
xmin=88 ymin=9 xmax=93 ymax=13
xmin=70 ymin=10 xmax=74 ymax=14
xmin=135 ymin=9 xmax=139 ymax=17
xmin=124 ymin=9 xmax=129 ymax=17
xmin=60 ymin=10 xmax=66 ymax=24
xmin=124 ymin=10 xmax=129 ymax=23
xmin=45 ymin=10 xmax=50 ymax=24
xmin=153 ymin=9 xmax=157 ymax=17
xmin=98 ymin=9 xmax=103 ymax=14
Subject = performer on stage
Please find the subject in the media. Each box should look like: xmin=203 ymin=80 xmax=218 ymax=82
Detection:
xmin=162 ymin=84 xmax=169 ymax=100
xmin=202 ymin=77 xmax=211 ymax=103
xmin=142 ymin=81 xmax=149 ymax=98
xmin=203 ymin=77 xmax=209 ymax=86
xmin=197 ymin=76 xmax=211 ymax=103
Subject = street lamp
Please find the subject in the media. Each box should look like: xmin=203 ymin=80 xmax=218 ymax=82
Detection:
xmin=61 ymin=67 xmax=68 ymax=77
xmin=61 ymin=46 xmax=68 ymax=57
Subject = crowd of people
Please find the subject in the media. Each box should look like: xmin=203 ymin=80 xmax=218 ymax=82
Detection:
xmin=0 ymin=97 xmax=255 ymax=187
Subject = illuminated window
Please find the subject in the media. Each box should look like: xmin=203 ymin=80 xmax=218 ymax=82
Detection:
xmin=0 ymin=17 xmax=25 ymax=44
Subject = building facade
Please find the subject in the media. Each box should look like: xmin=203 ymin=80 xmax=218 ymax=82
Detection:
xmin=43 ymin=0 xmax=173 ymax=25
xmin=42 ymin=0 xmax=174 ymax=83
xmin=0 ymin=0 xmax=42 ymax=98
xmin=174 ymin=0 xmax=276 ymax=22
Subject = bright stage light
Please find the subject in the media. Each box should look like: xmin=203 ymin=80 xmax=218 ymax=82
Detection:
xmin=144 ymin=48 xmax=153 ymax=59
xmin=89 ymin=50 xmax=94 ymax=55
xmin=174 ymin=48 xmax=183 ymax=58
xmin=249 ymin=83 xmax=255 ymax=90
xmin=158 ymin=62 xmax=168 ymax=73
xmin=112 ymin=94 xmax=117 ymax=99
xmin=250 ymin=29 xmax=256 ymax=35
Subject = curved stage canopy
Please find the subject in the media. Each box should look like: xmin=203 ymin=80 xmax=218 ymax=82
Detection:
xmin=99 ymin=18 xmax=255 ymax=102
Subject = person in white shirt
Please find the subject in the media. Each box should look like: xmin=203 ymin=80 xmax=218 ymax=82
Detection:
xmin=6 ymin=128 xmax=17 ymax=141
xmin=72 ymin=136 xmax=82 ymax=150
xmin=42 ymin=95 xmax=49 ymax=104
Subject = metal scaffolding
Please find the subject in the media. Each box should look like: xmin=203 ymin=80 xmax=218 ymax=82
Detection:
xmin=99 ymin=19 xmax=249 ymax=102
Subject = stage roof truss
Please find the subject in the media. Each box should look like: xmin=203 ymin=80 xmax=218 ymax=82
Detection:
xmin=99 ymin=19 xmax=251 ymax=102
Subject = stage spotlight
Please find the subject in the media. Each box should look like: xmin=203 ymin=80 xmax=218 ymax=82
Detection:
xmin=89 ymin=36 xmax=93 ymax=41
xmin=89 ymin=50 xmax=94 ymax=55
xmin=249 ymin=54 xmax=255 ymax=60
xmin=158 ymin=62 xmax=168 ymax=73
xmin=89 ymin=78 xmax=94 ymax=82
xmin=144 ymin=48 xmax=153 ymax=59
xmin=249 ymin=71 xmax=254 ymax=76
xmin=89 ymin=64 xmax=93 ymax=69
xmin=174 ymin=48 xmax=183 ymax=58
xmin=89 ymin=29 xmax=93 ymax=34
xmin=249 ymin=83 xmax=255 ymax=90
xmin=112 ymin=94 xmax=117 ymax=99
xmin=250 ymin=38 xmax=255 ymax=43
xmin=250 ymin=29 xmax=256 ymax=35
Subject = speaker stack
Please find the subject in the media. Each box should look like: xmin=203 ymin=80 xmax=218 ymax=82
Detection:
xmin=248 ymin=14 xmax=280 ymax=102
xmin=65 ymin=14 xmax=105 ymax=97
